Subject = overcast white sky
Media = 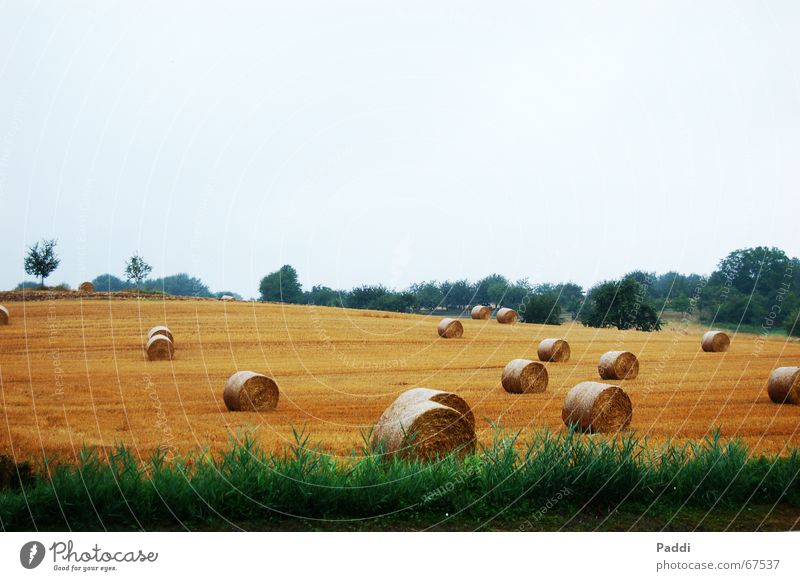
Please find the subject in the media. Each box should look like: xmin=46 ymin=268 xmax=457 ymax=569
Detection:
xmin=1 ymin=1 xmax=798 ymax=298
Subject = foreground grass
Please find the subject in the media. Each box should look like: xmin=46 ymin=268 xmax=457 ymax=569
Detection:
xmin=1 ymin=428 xmax=799 ymax=531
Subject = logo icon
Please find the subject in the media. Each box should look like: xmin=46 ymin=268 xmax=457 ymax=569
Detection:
xmin=20 ymin=541 xmax=46 ymax=569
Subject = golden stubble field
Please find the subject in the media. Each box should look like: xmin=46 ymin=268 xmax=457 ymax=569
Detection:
xmin=1 ymin=298 xmax=799 ymax=462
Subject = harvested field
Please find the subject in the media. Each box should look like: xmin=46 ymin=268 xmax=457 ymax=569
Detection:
xmin=1 ymin=298 xmax=799 ymax=460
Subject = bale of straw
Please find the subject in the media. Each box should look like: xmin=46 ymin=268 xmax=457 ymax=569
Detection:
xmin=0 ymin=305 xmax=8 ymax=326
xmin=223 ymin=371 xmax=280 ymax=411
xmin=372 ymin=397 xmax=475 ymax=460
xmin=148 ymin=326 xmax=174 ymax=344
xmin=496 ymin=307 xmax=518 ymax=324
xmin=437 ymin=318 xmax=464 ymax=339
xmin=146 ymin=335 xmax=174 ymax=361
xmin=78 ymin=282 xmax=94 ymax=293
xmin=701 ymin=331 xmax=730 ymax=352
xmin=598 ymin=351 xmax=639 ymax=380
xmin=562 ymin=381 xmax=632 ymax=433
xmin=501 ymin=359 xmax=548 ymax=394
xmin=471 ymin=305 xmax=491 ymax=320
xmin=380 ymin=387 xmax=475 ymax=431
xmin=538 ymin=338 xmax=571 ymax=362
xmin=767 ymin=367 xmax=800 ymax=405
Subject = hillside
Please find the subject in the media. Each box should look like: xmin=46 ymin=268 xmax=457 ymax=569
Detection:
xmin=1 ymin=298 xmax=799 ymax=461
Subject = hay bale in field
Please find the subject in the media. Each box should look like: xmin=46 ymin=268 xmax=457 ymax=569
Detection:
xmin=562 ymin=381 xmax=632 ymax=433
xmin=223 ymin=371 xmax=280 ymax=411
xmin=496 ymin=307 xmax=518 ymax=324
xmin=437 ymin=318 xmax=464 ymax=339
xmin=471 ymin=305 xmax=491 ymax=320
xmin=0 ymin=305 xmax=8 ymax=326
xmin=220 ymin=295 xmax=234 ymax=301
xmin=767 ymin=367 xmax=800 ymax=405
xmin=701 ymin=330 xmax=730 ymax=352
xmin=501 ymin=359 xmax=548 ymax=394
xmin=146 ymin=335 xmax=174 ymax=361
xmin=147 ymin=325 xmax=174 ymax=344
xmin=598 ymin=351 xmax=639 ymax=380
xmin=372 ymin=396 xmax=475 ymax=460
xmin=537 ymin=338 xmax=571 ymax=362
xmin=380 ymin=387 xmax=475 ymax=431
xmin=78 ymin=281 xmax=94 ymax=293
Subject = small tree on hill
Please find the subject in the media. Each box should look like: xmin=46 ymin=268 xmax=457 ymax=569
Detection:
xmin=124 ymin=253 xmax=153 ymax=288
xmin=259 ymin=265 xmax=303 ymax=303
xmin=24 ymin=239 xmax=60 ymax=288
xmin=520 ymin=292 xmax=562 ymax=325
xmin=580 ymin=278 xmax=662 ymax=331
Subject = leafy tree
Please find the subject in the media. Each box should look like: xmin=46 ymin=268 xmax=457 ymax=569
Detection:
xmin=91 ymin=273 xmax=130 ymax=292
xmin=536 ymin=282 xmax=585 ymax=319
xmin=409 ymin=282 xmax=444 ymax=310
xmin=24 ymin=239 xmax=60 ymax=288
xmin=439 ymin=279 xmax=475 ymax=311
xmin=699 ymin=247 xmax=797 ymax=327
xmin=124 ymin=254 xmax=153 ymax=287
xmin=520 ymin=292 xmax=562 ymax=325
xmin=580 ymin=278 xmax=662 ymax=331
xmin=786 ymin=308 xmax=800 ymax=337
xmin=259 ymin=265 xmax=303 ymax=303
xmin=147 ymin=273 xmax=212 ymax=298
xmin=15 ymin=281 xmax=42 ymax=290
xmin=502 ymin=279 xmax=532 ymax=309
xmin=305 ymin=285 xmax=343 ymax=307
xmin=474 ymin=274 xmax=510 ymax=305
xmin=346 ymin=285 xmax=412 ymax=312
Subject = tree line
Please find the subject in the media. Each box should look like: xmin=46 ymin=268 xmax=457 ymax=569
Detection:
xmin=16 ymin=239 xmax=800 ymax=335
xmin=260 ymin=247 xmax=800 ymax=335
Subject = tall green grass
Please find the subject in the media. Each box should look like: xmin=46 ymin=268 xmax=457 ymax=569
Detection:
xmin=1 ymin=427 xmax=798 ymax=530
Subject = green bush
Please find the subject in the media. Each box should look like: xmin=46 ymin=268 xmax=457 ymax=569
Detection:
xmin=580 ymin=278 xmax=662 ymax=331
xmin=1 ymin=428 xmax=798 ymax=530
xmin=786 ymin=309 xmax=800 ymax=337
xmin=520 ymin=293 xmax=562 ymax=324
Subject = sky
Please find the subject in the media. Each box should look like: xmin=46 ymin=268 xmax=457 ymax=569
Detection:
xmin=0 ymin=1 xmax=798 ymax=299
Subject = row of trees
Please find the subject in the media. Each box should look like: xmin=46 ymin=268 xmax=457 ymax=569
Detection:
xmin=19 ymin=239 xmax=800 ymax=336
xmin=18 ymin=239 xmax=240 ymax=300
xmin=258 ymin=247 xmax=800 ymax=335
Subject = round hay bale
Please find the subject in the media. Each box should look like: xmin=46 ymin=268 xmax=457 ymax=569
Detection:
xmin=78 ymin=281 xmax=94 ymax=293
xmin=598 ymin=351 xmax=639 ymax=380
xmin=380 ymin=387 xmax=475 ymax=431
xmin=701 ymin=331 xmax=730 ymax=352
xmin=501 ymin=359 xmax=548 ymax=394
xmin=372 ymin=398 xmax=475 ymax=460
xmin=537 ymin=338 xmax=571 ymax=362
xmin=562 ymin=381 xmax=632 ymax=433
xmin=147 ymin=326 xmax=174 ymax=344
xmin=146 ymin=335 xmax=174 ymax=361
xmin=0 ymin=305 xmax=9 ymax=326
xmin=767 ymin=367 xmax=800 ymax=405
xmin=223 ymin=371 xmax=280 ymax=411
xmin=471 ymin=305 xmax=491 ymax=320
xmin=496 ymin=307 xmax=518 ymax=324
xmin=437 ymin=318 xmax=464 ymax=339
